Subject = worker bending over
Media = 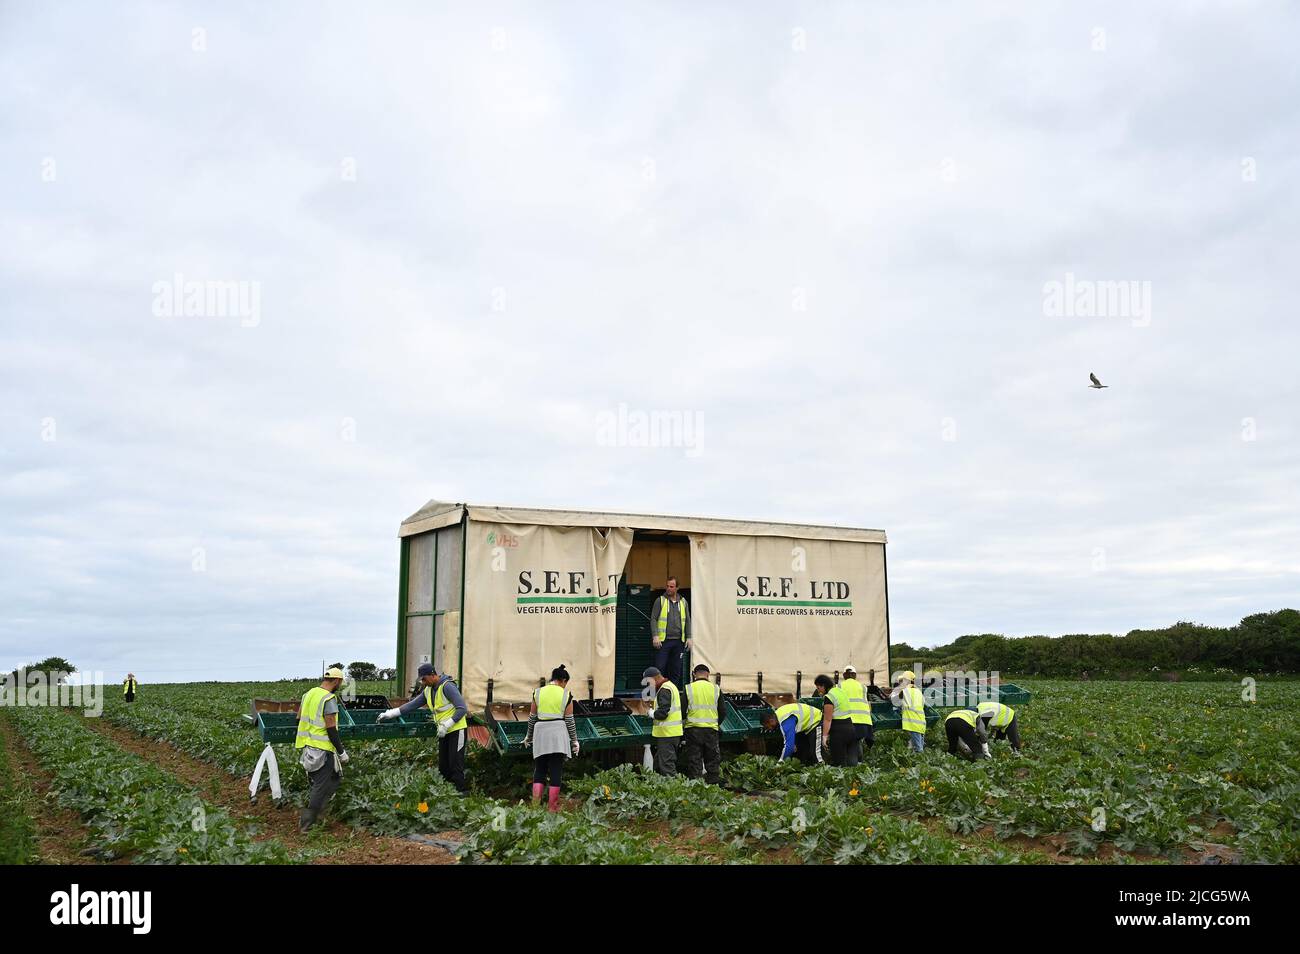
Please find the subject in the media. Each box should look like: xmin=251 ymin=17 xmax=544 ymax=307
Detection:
xmin=891 ymin=670 xmax=927 ymax=752
xmin=816 ymin=674 xmax=860 ymax=767
xmin=378 ymin=662 xmax=470 ymax=793
xmin=682 ymin=664 xmax=723 ymax=784
xmin=644 ymin=666 xmax=683 ymax=777
xmin=944 ymin=708 xmax=989 ymax=761
xmin=840 ymin=665 xmax=874 ymax=754
xmin=763 ymin=701 xmax=824 ymax=765
xmin=523 ymin=665 xmax=579 ymax=811
xmin=977 ymin=701 xmax=1021 ymax=752
xmin=296 ymin=667 xmax=350 ymax=831
xmin=122 ymin=673 xmax=138 ymax=704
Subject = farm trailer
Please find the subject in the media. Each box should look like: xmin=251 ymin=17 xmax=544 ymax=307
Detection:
xmin=395 ymin=500 xmax=919 ymax=754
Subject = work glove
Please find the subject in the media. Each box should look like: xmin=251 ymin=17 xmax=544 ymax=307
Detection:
xmin=377 ymin=707 xmax=401 ymax=722
xmin=572 ymin=741 xmax=580 ymax=757
xmin=981 ymin=743 xmax=991 ymax=758
xmin=338 ymin=750 xmax=350 ymax=764
xmin=437 ymin=718 xmax=453 ymax=738
xmin=652 ymin=638 xmax=662 ymax=649
xmin=522 ymin=736 xmax=532 ymax=748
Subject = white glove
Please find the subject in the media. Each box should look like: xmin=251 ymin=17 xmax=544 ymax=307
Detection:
xmin=572 ymin=741 xmax=580 ymax=756
xmin=981 ymin=743 xmax=991 ymax=757
xmin=437 ymin=718 xmax=453 ymax=738
xmin=338 ymin=750 xmax=350 ymax=764
xmin=522 ymin=735 xmax=532 ymax=748
xmin=377 ymin=708 xmax=401 ymax=722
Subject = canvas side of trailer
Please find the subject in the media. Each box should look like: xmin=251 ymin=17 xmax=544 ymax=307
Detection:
xmin=395 ymin=501 xmax=892 ymax=708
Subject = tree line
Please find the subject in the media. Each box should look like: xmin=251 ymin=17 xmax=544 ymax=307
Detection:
xmin=892 ymin=609 xmax=1300 ymax=678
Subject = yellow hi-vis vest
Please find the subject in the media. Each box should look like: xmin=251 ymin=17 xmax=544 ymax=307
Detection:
xmin=684 ymin=680 xmax=719 ymax=730
xmin=295 ymin=686 xmax=336 ymax=752
xmin=840 ymin=677 xmax=872 ymax=725
xmin=535 ymin=684 xmax=570 ymax=721
xmin=947 ymin=708 xmax=978 ymax=728
xmin=122 ymin=678 xmax=137 ymax=696
xmin=824 ymin=685 xmax=853 ymax=720
xmin=978 ymin=701 xmax=1014 ymax=728
xmin=899 ymin=686 xmax=926 ymax=733
xmin=652 ymin=681 xmax=683 ymax=738
xmin=655 ymin=596 xmax=688 ymax=641
xmin=424 ymin=681 xmax=468 ymax=733
xmin=775 ymin=702 xmax=821 ymax=734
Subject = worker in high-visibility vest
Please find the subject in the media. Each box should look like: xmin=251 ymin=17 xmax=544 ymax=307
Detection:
xmin=649 ymin=576 xmax=690 ymax=689
xmin=644 ymin=666 xmax=683 ymax=777
xmin=841 ymin=665 xmax=875 ymax=754
xmin=762 ymin=701 xmax=824 ymax=765
xmin=377 ymin=662 xmax=470 ymax=793
xmin=296 ymin=667 xmax=350 ymax=831
xmin=122 ymin=674 xmax=138 ymax=704
xmin=890 ymin=670 xmax=927 ymax=752
xmin=523 ymin=665 xmax=579 ymax=812
xmin=682 ymin=664 xmax=723 ymax=784
xmin=815 ymin=674 xmax=860 ymax=767
xmin=944 ymin=708 xmax=989 ymax=761
xmin=977 ymin=700 xmax=1021 ymax=753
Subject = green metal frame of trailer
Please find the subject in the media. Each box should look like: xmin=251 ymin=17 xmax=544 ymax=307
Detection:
xmin=255 ymin=707 xmax=443 ymax=744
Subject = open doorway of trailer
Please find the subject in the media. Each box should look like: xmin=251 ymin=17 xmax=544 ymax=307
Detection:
xmin=613 ymin=530 xmax=692 ymax=695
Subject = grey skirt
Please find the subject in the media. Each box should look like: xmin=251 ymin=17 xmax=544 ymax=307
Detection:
xmin=532 ymin=718 xmax=572 ymax=758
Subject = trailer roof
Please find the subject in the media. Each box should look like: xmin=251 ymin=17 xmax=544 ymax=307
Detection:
xmin=400 ymin=500 xmax=886 ymax=544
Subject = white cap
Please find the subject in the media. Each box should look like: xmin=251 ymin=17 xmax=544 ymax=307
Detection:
xmin=842 ymin=664 xmax=857 ymax=674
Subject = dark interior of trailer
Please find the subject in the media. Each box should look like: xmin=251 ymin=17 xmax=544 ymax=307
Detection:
xmin=613 ymin=530 xmax=691 ymax=694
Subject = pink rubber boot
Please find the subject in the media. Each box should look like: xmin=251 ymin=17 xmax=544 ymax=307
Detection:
xmin=531 ymin=782 xmax=544 ymax=804
xmin=547 ymin=786 xmax=561 ymax=813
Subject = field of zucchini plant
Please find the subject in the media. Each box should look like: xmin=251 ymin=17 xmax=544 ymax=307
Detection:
xmin=1 ymin=678 xmax=1295 ymax=864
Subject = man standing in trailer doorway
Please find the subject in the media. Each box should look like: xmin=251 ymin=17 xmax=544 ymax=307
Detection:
xmin=649 ymin=576 xmax=690 ymax=688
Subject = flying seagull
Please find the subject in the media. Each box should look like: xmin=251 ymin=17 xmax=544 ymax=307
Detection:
xmin=1089 ymin=372 xmax=1108 ymax=389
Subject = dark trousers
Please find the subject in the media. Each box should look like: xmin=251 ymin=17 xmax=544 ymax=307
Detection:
xmin=532 ymin=753 xmax=564 ymax=786
xmin=653 ymin=640 xmax=686 ymax=687
xmin=307 ymin=760 xmax=341 ymax=812
xmin=123 ymin=692 xmax=135 ymax=704
xmin=654 ymin=737 xmax=679 ymax=777
xmin=682 ymin=727 xmax=721 ymax=783
xmin=827 ymin=720 xmax=860 ymax=766
xmin=945 ymin=720 xmax=985 ymax=760
xmin=856 ymin=723 xmax=875 ymax=751
xmin=793 ymin=732 xmax=823 ymax=765
xmin=993 ymin=715 xmax=1021 ymax=750
xmin=439 ymin=728 xmax=468 ymax=792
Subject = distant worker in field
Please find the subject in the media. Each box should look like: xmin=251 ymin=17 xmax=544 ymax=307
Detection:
xmin=296 ymin=667 xmax=350 ymax=831
xmin=377 ymin=662 xmax=470 ymax=794
xmin=944 ymin=708 xmax=989 ymax=761
xmin=763 ymin=700 xmax=824 ymax=764
xmin=682 ymin=663 xmax=722 ymax=784
xmin=815 ymin=674 xmax=860 ymax=766
xmin=840 ymin=665 xmax=874 ymax=754
xmin=643 ymin=666 xmax=683 ymax=777
xmin=977 ymin=700 xmax=1021 ymax=753
xmin=523 ymin=664 xmax=579 ymax=812
xmin=891 ymin=670 xmax=927 ymax=752
xmin=649 ymin=576 xmax=690 ymax=689
xmin=122 ymin=673 xmax=138 ymax=704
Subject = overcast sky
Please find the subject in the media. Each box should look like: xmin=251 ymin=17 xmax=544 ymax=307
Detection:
xmin=3 ymin=1 xmax=1297 ymax=683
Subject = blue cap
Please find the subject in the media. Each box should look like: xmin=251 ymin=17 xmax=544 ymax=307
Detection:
xmin=417 ymin=663 xmax=437 ymax=677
